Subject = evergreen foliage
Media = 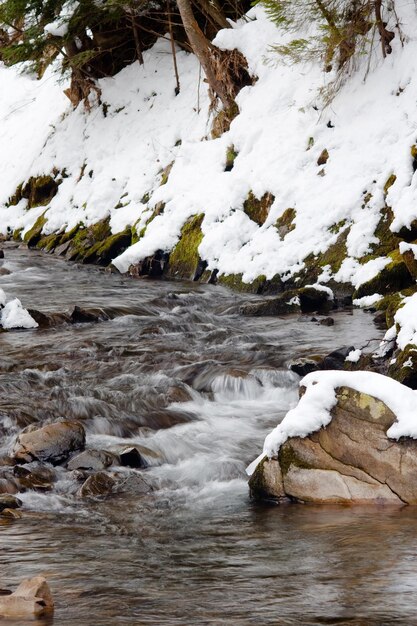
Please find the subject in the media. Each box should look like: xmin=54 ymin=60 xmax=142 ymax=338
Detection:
xmin=259 ymin=0 xmax=397 ymax=77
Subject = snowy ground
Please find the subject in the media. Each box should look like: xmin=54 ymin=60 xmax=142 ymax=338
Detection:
xmin=0 ymin=5 xmax=417 ymax=285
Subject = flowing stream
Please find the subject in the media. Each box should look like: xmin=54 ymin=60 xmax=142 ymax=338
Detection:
xmin=1 ymin=245 xmax=415 ymax=625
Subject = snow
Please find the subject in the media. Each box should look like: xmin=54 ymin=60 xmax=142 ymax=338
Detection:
xmin=399 ymin=242 xmax=417 ymax=259
xmin=394 ymin=293 xmax=417 ymax=350
xmin=345 ymin=349 xmax=362 ymax=363
xmin=247 ymin=370 xmax=417 ymax=475
xmin=305 ymin=283 xmax=334 ymax=300
xmin=352 ymin=294 xmax=383 ymax=308
xmin=1 ymin=298 xmax=38 ymax=329
xmin=0 ymin=5 xmax=416 ymax=288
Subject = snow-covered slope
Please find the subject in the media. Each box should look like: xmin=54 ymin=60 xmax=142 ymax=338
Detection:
xmin=1 ymin=4 xmax=417 ymax=290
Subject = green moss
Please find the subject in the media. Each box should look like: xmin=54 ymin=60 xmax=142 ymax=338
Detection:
xmin=411 ymin=145 xmax=417 ymax=159
xmin=375 ymin=288 xmax=415 ymax=328
xmin=243 ymin=191 xmax=275 ymax=226
xmin=275 ymin=208 xmax=296 ymax=238
xmin=36 ymin=232 xmax=63 ymax=252
xmin=248 ymin=456 xmax=270 ymax=499
xmin=329 ymin=219 xmax=347 ymax=235
xmin=225 ymin=145 xmax=238 ymax=171
xmin=218 ymin=273 xmax=266 ymax=294
xmin=363 ymin=207 xmax=400 ymax=259
xmin=388 ymin=343 xmax=417 ymax=388
xmin=23 ymin=212 xmax=47 ymax=247
xmin=211 ymin=103 xmax=239 ymax=139
xmin=167 ymin=214 xmax=204 ymax=280
xmin=82 ymin=227 xmax=132 ymax=266
xmin=291 ymin=227 xmax=349 ymax=288
xmin=384 ymin=174 xmax=397 ymax=195
xmin=8 ymin=183 xmax=23 ymax=207
xmin=159 ymin=162 xmax=173 ymax=186
xmin=354 ymin=250 xmax=414 ymax=299
xmin=278 ymin=441 xmax=311 ymax=476
xmin=12 ymin=227 xmax=23 ymax=242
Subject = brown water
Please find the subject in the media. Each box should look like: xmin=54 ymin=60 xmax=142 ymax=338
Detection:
xmin=1 ymin=246 xmax=412 ymax=626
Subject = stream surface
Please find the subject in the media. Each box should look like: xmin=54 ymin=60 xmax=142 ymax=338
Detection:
xmin=1 ymin=246 xmax=415 ymax=626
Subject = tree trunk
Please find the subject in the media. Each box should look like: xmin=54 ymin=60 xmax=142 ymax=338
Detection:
xmin=192 ymin=0 xmax=230 ymax=31
xmin=374 ymin=0 xmax=395 ymax=57
xmin=176 ymin=0 xmax=250 ymax=110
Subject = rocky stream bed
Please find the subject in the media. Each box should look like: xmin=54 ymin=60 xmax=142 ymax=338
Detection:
xmin=1 ymin=244 xmax=417 ymax=625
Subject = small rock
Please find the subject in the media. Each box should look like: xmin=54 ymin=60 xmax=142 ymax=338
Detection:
xmin=321 ymin=346 xmax=355 ymax=370
xmin=0 ymin=249 xmax=4 ymax=259
xmin=0 ymin=575 xmax=54 ymax=617
xmin=13 ymin=420 xmax=86 ymax=465
xmin=2 ymin=508 xmax=22 ymax=519
xmin=0 ymin=494 xmax=22 ymax=512
xmin=0 ymin=267 xmax=10 ymax=276
xmin=78 ymin=472 xmax=115 ymax=497
xmin=70 ymin=306 xmax=104 ymax=324
xmin=67 ymin=449 xmax=116 ymax=471
xmin=113 ymin=472 xmax=153 ymax=495
xmin=317 ymin=148 xmax=329 ymax=165
xmin=27 ymin=309 xmax=71 ymax=328
xmin=119 ymin=447 xmax=147 ymax=469
xmin=319 ymin=317 xmax=334 ymax=326
xmin=14 ymin=463 xmax=56 ymax=491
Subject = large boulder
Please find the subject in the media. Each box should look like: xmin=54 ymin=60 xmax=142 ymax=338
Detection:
xmin=249 ymin=376 xmax=417 ymax=504
xmin=13 ymin=420 xmax=85 ymax=465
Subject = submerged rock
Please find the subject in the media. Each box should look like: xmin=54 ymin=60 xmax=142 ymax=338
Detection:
xmin=78 ymin=472 xmax=115 ymax=497
xmin=250 ymin=384 xmax=417 ymax=504
xmin=13 ymin=420 xmax=86 ymax=464
xmin=240 ymin=286 xmax=332 ymax=317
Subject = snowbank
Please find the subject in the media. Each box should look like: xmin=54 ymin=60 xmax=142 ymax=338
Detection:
xmin=247 ymin=370 xmax=417 ymax=475
xmin=0 ymin=5 xmax=417 ymax=288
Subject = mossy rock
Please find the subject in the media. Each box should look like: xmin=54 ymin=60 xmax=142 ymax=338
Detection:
xmin=353 ymin=251 xmax=414 ymax=300
xmin=364 ymin=206 xmax=400 ymax=259
xmin=289 ymin=227 xmax=350 ymax=293
xmin=275 ymin=208 xmax=296 ymax=239
xmin=23 ymin=213 xmax=47 ymax=247
xmin=61 ymin=218 xmax=112 ymax=262
xmin=374 ymin=292 xmax=404 ymax=328
xmin=166 ymin=214 xmax=204 ymax=280
xmin=400 ymin=244 xmax=417 ymax=280
xmin=248 ymin=456 xmax=285 ymax=501
xmin=36 ymin=232 xmax=63 ymax=253
xmin=388 ymin=344 xmax=417 ymax=389
xmin=22 ymin=175 xmax=58 ymax=209
xmin=82 ymin=228 xmax=132 ymax=266
xmin=243 ymin=191 xmax=275 ymax=226
xmin=218 ymin=273 xmax=266 ymax=294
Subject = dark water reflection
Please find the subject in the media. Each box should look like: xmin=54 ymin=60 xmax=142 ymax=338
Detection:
xmin=1 ymin=246 xmax=410 ymax=626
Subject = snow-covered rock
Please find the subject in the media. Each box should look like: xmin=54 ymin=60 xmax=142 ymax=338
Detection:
xmin=0 ymin=299 xmax=38 ymax=330
xmin=248 ymin=371 xmax=417 ymax=504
